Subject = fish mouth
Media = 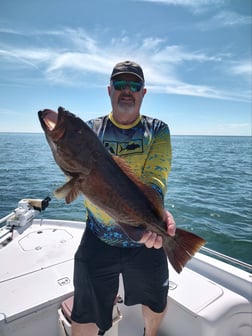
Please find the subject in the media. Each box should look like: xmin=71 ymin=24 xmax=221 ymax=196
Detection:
xmin=38 ymin=107 xmax=66 ymax=141
xmin=38 ymin=109 xmax=58 ymax=131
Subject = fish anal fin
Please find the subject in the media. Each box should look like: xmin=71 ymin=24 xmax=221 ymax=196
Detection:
xmin=119 ymin=222 xmax=146 ymax=242
xmin=54 ymin=177 xmax=81 ymax=204
xmin=113 ymin=156 xmax=164 ymax=219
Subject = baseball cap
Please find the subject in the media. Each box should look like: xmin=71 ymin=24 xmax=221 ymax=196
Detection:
xmin=110 ymin=60 xmax=144 ymax=82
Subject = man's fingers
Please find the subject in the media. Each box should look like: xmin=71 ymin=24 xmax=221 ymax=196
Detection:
xmin=154 ymin=235 xmax=163 ymax=249
xmin=166 ymin=211 xmax=176 ymax=236
xmin=139 ymin=232 xmax=163 ymax=249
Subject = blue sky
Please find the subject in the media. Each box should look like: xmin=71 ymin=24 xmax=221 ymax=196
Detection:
xmin=0 ymin=0 xmax=251 ymax=135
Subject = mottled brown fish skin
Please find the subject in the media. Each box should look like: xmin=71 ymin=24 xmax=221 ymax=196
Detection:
xmin=38 ymin=106 xmax=206 ymax=273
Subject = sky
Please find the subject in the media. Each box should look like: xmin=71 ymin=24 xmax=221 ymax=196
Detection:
xmin=0 ymin=0 xmax=251 ymax=135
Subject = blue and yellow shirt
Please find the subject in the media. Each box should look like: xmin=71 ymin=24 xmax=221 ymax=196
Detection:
xmin=85 ymin=113 xmax=172 ymax=247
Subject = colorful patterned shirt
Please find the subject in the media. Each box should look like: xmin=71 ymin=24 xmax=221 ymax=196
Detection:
xmin=85 ymin=113 xmax=172 ymax=247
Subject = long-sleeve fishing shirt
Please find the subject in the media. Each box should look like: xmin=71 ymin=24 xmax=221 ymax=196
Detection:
xmin=85 ymin=113 xmax=172 ymax=247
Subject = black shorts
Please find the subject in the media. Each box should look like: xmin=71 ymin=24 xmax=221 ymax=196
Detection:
xmin=71 ymin=227 xmax=169 ymax=331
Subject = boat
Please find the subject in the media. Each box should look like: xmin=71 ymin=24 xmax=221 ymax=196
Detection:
xmin=0 ymin=198 xmax=251 ymax=336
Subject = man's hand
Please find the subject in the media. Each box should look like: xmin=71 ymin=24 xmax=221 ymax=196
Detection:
xmin=139 ymin=210 xmax=176 ymax=249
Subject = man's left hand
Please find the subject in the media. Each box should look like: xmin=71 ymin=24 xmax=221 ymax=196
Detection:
xmin=139 ymin=210 xmax=176 ymax=249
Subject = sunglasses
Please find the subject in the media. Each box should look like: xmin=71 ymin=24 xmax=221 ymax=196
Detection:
xmin=112 ymin=80 xmax=143 ymax=92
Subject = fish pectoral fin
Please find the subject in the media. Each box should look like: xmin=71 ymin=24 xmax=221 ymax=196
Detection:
xmin=54 ymin=177 xmax=80 ymax=204
xmin=118 ymin=222 xmax=146 ymax=242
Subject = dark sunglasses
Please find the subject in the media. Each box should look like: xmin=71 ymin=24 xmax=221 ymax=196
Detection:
xmin=112 ymin=80 xmax=143 ymax=92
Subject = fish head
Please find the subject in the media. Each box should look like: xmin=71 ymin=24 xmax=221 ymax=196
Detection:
xmin=38 ymin=106 xmax=96 ymax=176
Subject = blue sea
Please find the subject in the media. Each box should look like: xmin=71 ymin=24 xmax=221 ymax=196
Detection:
xmin=0 ymin=133 xmax=251 ymax=265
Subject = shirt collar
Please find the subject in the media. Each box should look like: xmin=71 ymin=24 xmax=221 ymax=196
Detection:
xmin=109 ymin=112 xmax=141 ymax=129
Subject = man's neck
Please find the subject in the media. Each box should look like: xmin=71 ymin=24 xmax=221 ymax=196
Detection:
xmin=109 ymin=112 xmax=141 ymax=129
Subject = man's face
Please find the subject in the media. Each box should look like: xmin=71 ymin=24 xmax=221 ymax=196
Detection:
xmin=108 ymin=74 xmax=146 ymax=124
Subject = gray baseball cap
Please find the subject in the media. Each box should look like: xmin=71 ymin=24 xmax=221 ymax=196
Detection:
xmin=110 ymin=60 xmax=144 ymax=81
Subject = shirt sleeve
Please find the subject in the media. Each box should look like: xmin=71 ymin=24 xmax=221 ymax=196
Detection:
xmin=141 ymin=123 xmax=172 ymax=199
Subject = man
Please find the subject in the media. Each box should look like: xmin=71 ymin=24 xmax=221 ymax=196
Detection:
xmin=71 ymin=61 xmax=176 ymax=336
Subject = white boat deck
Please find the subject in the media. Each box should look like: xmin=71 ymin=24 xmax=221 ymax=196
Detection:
xmin=0 ymin=218 xmax=251 ymax=336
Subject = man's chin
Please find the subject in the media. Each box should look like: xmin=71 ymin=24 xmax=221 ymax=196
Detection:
xmin=117 ymin=105 xmax=135 ymax=115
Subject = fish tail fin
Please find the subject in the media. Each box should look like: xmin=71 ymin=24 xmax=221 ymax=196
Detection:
xmin=163 ymin=228 xmax=206 ymax=273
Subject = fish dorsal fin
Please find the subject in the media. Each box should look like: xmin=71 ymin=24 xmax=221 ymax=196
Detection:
xmin=113 ymin=156 xmax=164 ymax=220
xmin=54 ymin=177 xmax=81 ymax=204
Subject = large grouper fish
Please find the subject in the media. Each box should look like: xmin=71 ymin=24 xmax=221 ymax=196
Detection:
xmin=38 ymin=107 xmax=206 ymax=273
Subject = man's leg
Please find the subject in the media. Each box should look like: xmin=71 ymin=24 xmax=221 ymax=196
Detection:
xmin=71 ymin=229 xmax=121 ymax=335
xmin=122 ymin=246 xmax=168 ymax=336
xmin=142 ymin=304 xmax=167 ymax=336
xmin=71 ymin=321 xmax=99 ymax=336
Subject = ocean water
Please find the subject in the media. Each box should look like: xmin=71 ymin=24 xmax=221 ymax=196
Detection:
xmin=0 ymin=133 xmax=251 ymax=264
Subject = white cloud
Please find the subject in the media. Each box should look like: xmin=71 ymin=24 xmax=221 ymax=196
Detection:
xmin=139 ymin=0 xmax=224 ymax=7
xmin=230 ymin=60 xmax=252 ymax=77
xmin=0 ymin=28 xmax=250 ymax=102
xmin=197 ymin=10 xmax=252 ymax=30
xmin=138 ymin=0 xmax=226 ymax=13
xmin=151 ymin=44 xmax=222 ymax=64
xmin=140 ymin=1 xmax=252 ymax=23
xmin=148 ymin=81 xmax=248 ymax=102
xmin=212 ymin=10 xmax=251 ymax=26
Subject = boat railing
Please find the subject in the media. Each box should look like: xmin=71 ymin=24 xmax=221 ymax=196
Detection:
xmin=200 ymin=246 xmax=252 ymax=273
